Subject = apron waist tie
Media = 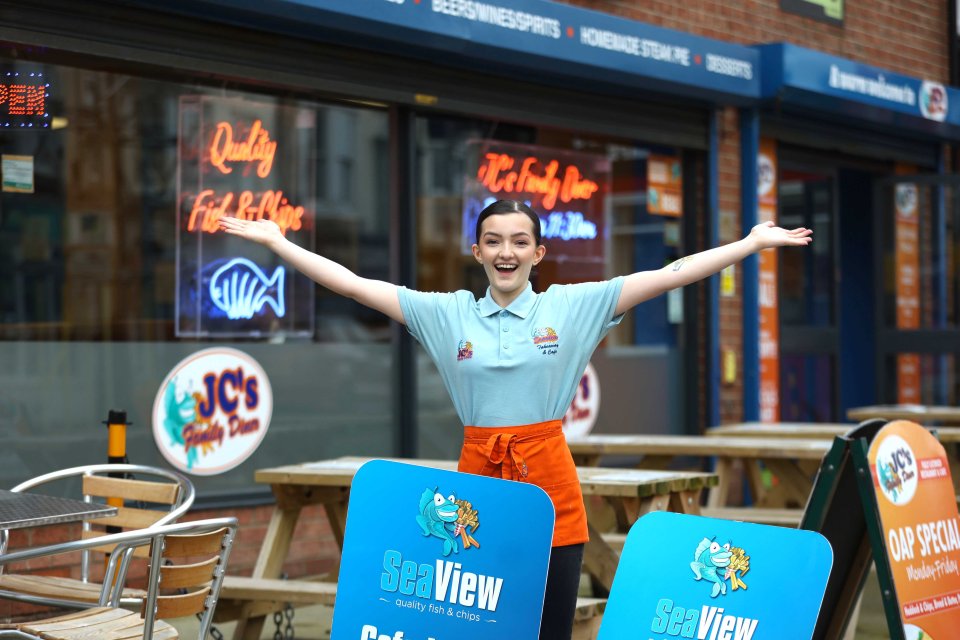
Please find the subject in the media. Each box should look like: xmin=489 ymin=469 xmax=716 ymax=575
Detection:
xmin=480 ymin=433 xmax=529 ymax=480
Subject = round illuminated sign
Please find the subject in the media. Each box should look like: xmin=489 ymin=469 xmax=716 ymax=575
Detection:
xmin=562 ymin=362 xmax=600 ymax=438
xmin=874 ymin=433 xmax=918 ymax=506
xmin=152 ymin=347 xmax=272 ymax=475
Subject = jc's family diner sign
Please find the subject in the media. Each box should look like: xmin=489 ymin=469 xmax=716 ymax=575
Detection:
xmin=152 ymin=347 xmax=272 ymax=475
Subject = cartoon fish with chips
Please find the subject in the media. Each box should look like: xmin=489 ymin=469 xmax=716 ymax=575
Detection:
xmin=417 ymin=488 xmax=460 ymax=556
xmin=691 ymin=537 xmax=733 ymax=597
xmin=207 ymin=258 xmax=285 ymax=320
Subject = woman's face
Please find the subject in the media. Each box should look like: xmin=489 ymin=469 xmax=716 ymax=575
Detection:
xmin=472 ymin=212 xmax=546 ymax=305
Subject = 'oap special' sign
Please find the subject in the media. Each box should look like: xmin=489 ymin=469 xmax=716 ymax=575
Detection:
xmin=332 ymin=460 xmax=554 ymax=640
xmin=599 ymin=512 xmax=832 ymax=640
xmin=151 ymin=347 xmax=272 ymax=475
xmin=868 ymin=420 xmax=960 ymax=640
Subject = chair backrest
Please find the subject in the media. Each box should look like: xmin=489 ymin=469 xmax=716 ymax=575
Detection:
xmin=5 ymin=463 xmax=195 ymax=578
xmin=140 ymin=519 xmax=237 ymax=639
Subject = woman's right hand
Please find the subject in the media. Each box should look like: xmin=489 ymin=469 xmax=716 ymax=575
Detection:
xmin=218 ymin=217 xmax=284 ymax=248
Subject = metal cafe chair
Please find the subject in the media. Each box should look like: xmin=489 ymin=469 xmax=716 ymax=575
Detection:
xmin=0 ymin=464 xmax=195 ymax=610
xmin=0 ymin=517 xmax=237 ymax=640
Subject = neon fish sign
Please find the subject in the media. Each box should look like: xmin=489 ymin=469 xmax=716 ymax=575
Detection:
xmin=209 ymin=258 xmax=285 ymax=320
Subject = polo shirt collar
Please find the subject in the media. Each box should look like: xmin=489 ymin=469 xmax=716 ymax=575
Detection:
xmin=478 ymin=283 xmax=536 ymax=318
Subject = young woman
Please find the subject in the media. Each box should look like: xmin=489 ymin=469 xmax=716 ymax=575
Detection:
xmin=219 ymin=199 xmax=811 ymax=639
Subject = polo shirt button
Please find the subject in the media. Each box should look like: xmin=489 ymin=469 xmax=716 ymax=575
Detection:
xmin=502 ymin=326 xmax=509 ymax=332
xmin=500 ymin=310 xmax=508 ymax=317
xmin=503 ymin=344 xmax=510 ymax=350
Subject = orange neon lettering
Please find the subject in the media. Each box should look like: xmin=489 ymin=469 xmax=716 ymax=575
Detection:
xmin=187 ymin=189 xmax=305 ymax=235
xmin=476 ymin=152 xmax=598 ymax=210
xmin=208 ymin=120 xmax=277 ymax=178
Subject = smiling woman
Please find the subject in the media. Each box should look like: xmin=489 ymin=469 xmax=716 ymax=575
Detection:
xmin=220 ymin=195 xmax=810 ymax=640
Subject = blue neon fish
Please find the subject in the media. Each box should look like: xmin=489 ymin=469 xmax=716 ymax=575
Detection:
xmin=208 ymin=258 xmax=285 ymax=320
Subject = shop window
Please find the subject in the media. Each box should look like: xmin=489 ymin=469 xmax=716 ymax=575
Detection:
xmin=0 ymin=54 xmax=392 ymax=498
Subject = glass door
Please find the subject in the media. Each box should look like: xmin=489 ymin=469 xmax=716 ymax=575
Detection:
xmin=778 ymin=167 xmax=839 ymax=422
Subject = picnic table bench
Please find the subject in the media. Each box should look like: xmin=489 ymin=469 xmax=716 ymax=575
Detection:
xmin=566 ymin=434 xmax=832 ymax=515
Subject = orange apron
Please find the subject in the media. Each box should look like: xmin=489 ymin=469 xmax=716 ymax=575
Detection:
xmin=460 ymin=420 xmax=587 ymax=547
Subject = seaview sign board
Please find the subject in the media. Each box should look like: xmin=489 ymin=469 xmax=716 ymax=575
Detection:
xmin=868 ymin=420 xmax=960 ymax=640
xmin=151 ymin=347 xmax=272 ymax=475
xmin=599 ymin=512 xmax=832 ymax=640
xmin=331 ymin=460 xmax=554 ymax=640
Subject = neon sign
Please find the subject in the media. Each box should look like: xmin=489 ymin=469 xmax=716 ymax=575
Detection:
xmin=176 ymin=96 xmax=315 ymax=337
xmin=209 ymin=258 xmax=285 ymax=320
xmin=184 ymin=119 xmax=307 ymax=236
xmin=1 ymin=72 xmax=49 ymax=128
xmin=209 ymin=119 xmax=276 ymax=178
xmin=463 ymin=141 xmax=609 ymax=262
xmin=187 ymin=188 xmax=304 ymax=235
xmin=476 ymin=152 xmax=599 ymax=210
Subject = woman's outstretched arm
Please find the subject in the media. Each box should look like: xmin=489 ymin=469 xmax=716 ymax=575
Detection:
xmin=219 ymin=218 xmax=404 ymax=324
xmin=614 ymin=221 xmax=812 ymax=315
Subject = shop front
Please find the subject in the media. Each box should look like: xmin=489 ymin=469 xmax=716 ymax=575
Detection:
xmin=0 ymin=0 xmax=761 ymax=501
xmin=747 ymin=43 xmax=960 ymax=423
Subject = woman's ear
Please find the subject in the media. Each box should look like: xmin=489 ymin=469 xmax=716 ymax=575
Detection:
xmin=533 ymin=244 xmax=546 ymax=265
xmin=472 ymin=243 xmax=482 ymax=264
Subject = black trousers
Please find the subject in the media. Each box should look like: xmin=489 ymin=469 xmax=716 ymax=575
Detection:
xmin=538 ymin=543 xmax=585 ymax=640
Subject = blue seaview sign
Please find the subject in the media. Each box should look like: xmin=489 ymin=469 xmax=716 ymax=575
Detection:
xmin=599 ymin=512 xmax=833 ymax=640
xmin=331 ymin=460 xmax=554 ymax=640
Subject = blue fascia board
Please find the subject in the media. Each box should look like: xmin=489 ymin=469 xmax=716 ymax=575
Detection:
xmin=757 ymin=43 xmax=960 ymax=140
xmin=123 ymin=0 xmax=761 ymax=104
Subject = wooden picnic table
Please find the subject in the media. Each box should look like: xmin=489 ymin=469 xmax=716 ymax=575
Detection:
xmin=224 ymin=456 xmax=717 ymax=640
xmin=566 ymin=434 xmax=831 ymax=511
xmin=847 ymin=404 xmax=960 ymax=425
xmin=706 ymin=422 xmax=855 ymax=439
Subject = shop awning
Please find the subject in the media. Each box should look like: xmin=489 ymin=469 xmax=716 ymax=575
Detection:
xmin=127 ymin=0 xmax=760 ymax=104
xmin=758 ymin=43 xmax=960 ymax=141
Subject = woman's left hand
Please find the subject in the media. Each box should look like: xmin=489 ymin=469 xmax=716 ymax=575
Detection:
xmin=748 ymin=221 xmax=812 ymax=250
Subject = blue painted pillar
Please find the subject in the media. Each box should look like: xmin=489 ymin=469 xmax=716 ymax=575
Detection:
xmin=708 ymin=110 xmax=721 ymax=428
xmin=740 ymin=108 xmax=760 ymax=422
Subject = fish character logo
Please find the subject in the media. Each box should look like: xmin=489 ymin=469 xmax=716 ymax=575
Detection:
xmin=416 ymin=488 xmax=480 ymax=556
xmin=457 ymin=340 xmax=474 ymax=361
xmin=208 ymin=258 xmax=285 ymax=320
xmin=691 ymin=538 xmax=734 ymax=597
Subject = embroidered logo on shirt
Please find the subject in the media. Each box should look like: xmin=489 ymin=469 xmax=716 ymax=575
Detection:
xmin=532 ymin=327 xmax=559 ymax=355
xmin=456 ymin=340 xmax=474 ymax=361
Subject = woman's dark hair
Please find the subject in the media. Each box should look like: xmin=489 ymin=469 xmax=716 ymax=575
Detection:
xmin=475 ymin=200 xmax=543 ymax=246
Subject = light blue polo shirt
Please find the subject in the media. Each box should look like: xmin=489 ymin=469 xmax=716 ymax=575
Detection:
xmin=398 ymin=278 xmax=625 ymax=427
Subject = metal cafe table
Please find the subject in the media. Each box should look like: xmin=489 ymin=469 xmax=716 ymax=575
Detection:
xmin=0 ymin=489 xmax=118 ymax=530
xmin=220 ymin=456 xmax=718 ymax=640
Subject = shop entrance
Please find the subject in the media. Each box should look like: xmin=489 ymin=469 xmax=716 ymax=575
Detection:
xmin=778 ymin=165 xmax=839 ymax=422
xmin=872 ymin=173 xmax=960 ymax=407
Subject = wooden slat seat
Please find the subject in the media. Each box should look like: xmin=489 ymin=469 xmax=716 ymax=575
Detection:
xmin=0 ymin=574 xmax=147 ymax=602
xmin=572 ymin=596 xmax=607 ymax=640
xmin=0 ymin=519 xmax=236 ymax=640
xmin=701 ymin=506 xmax=803 ymax=526
xmin=18 ymin=606 xmax=178 ymax=639
xmin=220 ymin=576 xmax=338 ymax=605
